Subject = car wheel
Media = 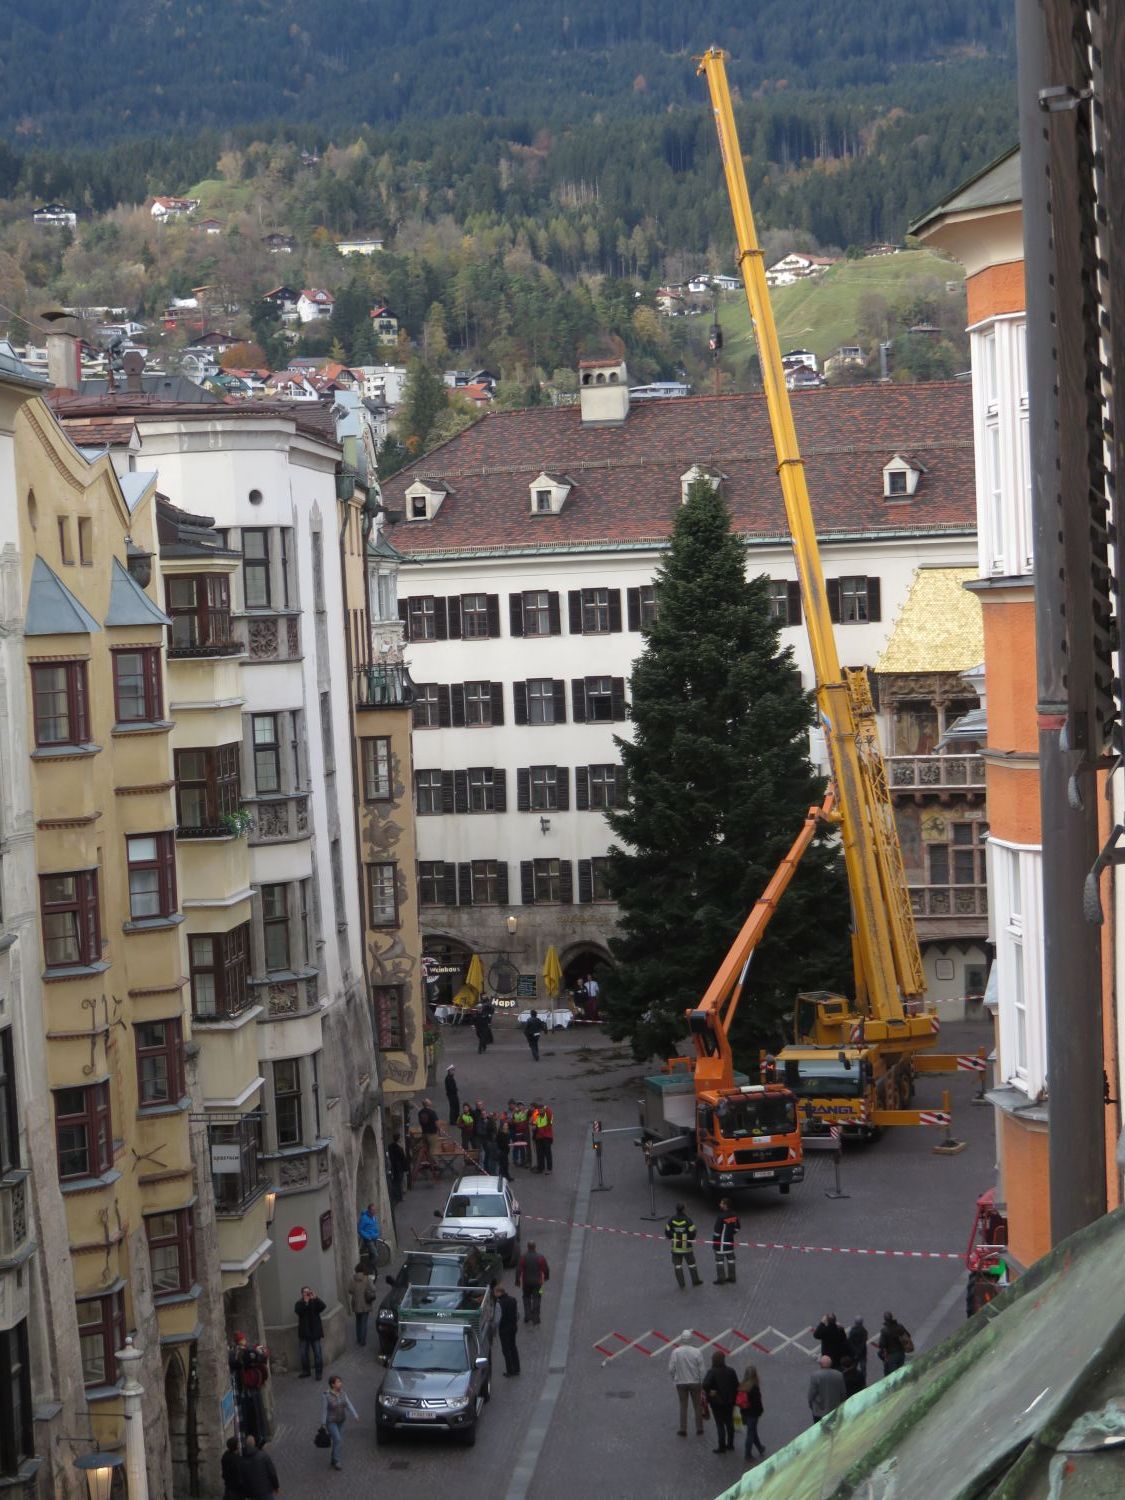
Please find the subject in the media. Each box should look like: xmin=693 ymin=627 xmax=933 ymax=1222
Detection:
xmin=458 ymin=1421 xmax=478 ymax=1447
xmin=482 ymin=1377 xmax=491 ymax=1404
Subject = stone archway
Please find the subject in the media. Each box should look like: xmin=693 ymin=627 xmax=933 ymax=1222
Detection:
xmin=561 ymin=942 xmax=613 ymax=992
xmin=164 ymin=1349 xmax=194 ymax=1496
xmin=422 ymin=933 xmax=474 ymax=1007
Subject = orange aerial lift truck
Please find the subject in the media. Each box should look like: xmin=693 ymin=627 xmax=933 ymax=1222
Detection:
xmin=693 ymin=49 xmax=974 ymax=1145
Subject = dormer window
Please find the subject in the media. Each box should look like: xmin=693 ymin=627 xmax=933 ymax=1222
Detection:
xmin=680 ymin=465 xmax=722 ymax=505
xmin=529 ymin=473 xmax=571 ymax=516
xmin=883 ymin=454 xmax=925 ymax=500
xmin=404 ymin=481 xmax=448 ymax=521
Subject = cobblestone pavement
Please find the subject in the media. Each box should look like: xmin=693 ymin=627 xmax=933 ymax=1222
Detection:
xmin=261 ymin=1015 xmax=991 ymax=1499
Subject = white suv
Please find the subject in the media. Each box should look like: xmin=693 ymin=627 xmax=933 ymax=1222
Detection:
xmin=432 ymin=1175 xmax=521 ymax=1266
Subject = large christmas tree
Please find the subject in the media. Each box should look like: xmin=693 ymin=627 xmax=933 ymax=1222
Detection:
xmin=602 ymin=478 xmax=851 ymax=1062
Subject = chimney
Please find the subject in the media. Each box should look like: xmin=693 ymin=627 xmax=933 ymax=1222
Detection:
xmin=578 ymin=358 xmax=630 ymax=426
xmin=122 ymin=349 xmax=145 ymax=394
xmin=40 ymin=309 xmax=82 ymax=392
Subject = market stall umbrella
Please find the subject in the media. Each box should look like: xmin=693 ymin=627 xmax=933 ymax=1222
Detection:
xmin=542 ymin=945 xmax=563 ymax=999
xmin=465 ymin=952 xmax=485 ymax=994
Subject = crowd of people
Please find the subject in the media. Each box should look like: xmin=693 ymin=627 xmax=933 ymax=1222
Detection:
xmin=416 ymin=1067 xmax=557 ymax=1178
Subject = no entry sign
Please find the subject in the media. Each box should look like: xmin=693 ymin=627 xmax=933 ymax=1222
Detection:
xmin=287 ymin=1225 xmax=308 ymax=1252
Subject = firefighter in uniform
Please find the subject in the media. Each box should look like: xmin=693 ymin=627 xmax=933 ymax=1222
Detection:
xmin=665 ymin=1204 xmax=702 ymax=1288
xmin=711 ymin=1198 xmax=741 ymax=1284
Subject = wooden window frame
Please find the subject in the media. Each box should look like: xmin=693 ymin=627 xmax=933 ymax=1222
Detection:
xmin=147 ymin=1207 xmax=197 ymax=1295
xmin=261 ymin=883 xmax=291 ymax=970
xmin=40 ymin=868 xmax=100 ymax=968
xmin=372 ymin=986 xmax=406 ymax=1050
xmin=0 ymin=1029 xmax=18 ymax=1175
xmin=464 ymin=681 xmax=493 ymax=726
xmin=591 ymin=856 xmax=613 ymax=901
xmin=209 ymin=1114 xmax=262 ymax=1213
xmin=126 ymin=832 xmax=178 ymax=920
xmin=418 ymin=862 xmax=447 ymax=905
xmin=0 ymin=1320 xmax=33 ymax=1476
xmin=252 ymin=713 xmax=282 ymax=794
xmin=407 ymin=595 xmax=437 ymax=641
xmin=362 ymin=736 xmax=392 ymax=800
xmin=174 ymin=743 xmax=242 ymax=833
xmin=188 ymin=923 xmax=251 ymax=1020
xmin=135 ymin=1017 xmax=186 ymax=1107
xmin=241 ymin=527 xmax=272 ymax=609
xmin=581 ymin=587 xmax=611 ymax=633
xmin=467 ymin=767 xmax=496 ymax=812
xmin=415 ymin=769 xmax=445 ymax=815
xmin=412 ymin=683 xmax=442 ymax=728
xmin=76 ymin=1289 xmax=126 ymax=1389
xmin=112 ymin=646 xmax=163 ymax=724
xmin=272 ymin=1058 xmax=303 ymax=1148
xmin=529 ymin=766 xmax=559 ymax=811
xmin=589 ymin=764 xmax=619 ymax=809
xmin=54 ymin=1081 xmax=111 ymax=1179
xmin=461 ymin=593 xmax=490 ymax=639
xmin=527 ymin=678 xmax=556 ymax=724
xmin=367 ymin=862 xmax=399 ymax=928
xmin=523 ymin=591 xmax=551 ymax=636
xmin=470 ymin=860 xmax=503 ymax=905
xmin=166 ymin=572 xmax=233 ymax=652
xmin=30 ymin=660 xmax=90 ymax=747
xmin=533 ymin=858 xmax=562 ymax=903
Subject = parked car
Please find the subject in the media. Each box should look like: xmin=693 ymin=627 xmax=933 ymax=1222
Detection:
xmin=432 ymin=1174 xmax=521 ymax=1266
xmin=376 ymin=1245 xmax=477 ymax=1355
xmin=375 ymin=1312 xmax=492 ymax=1446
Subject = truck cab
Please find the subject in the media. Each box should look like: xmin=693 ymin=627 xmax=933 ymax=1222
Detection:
xmin=696 ymin=1084 xmax=804 ymax=1192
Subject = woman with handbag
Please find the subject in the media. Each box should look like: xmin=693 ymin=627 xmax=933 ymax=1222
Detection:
xmin=319 ymin=1374 xmax=359 ymax=1471
xmin=738 ymin=1365 xmax=766 ymax=1463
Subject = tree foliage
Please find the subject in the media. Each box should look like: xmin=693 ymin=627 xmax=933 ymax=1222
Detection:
xmin=602 ymin=479 xmax=851 ymax=1064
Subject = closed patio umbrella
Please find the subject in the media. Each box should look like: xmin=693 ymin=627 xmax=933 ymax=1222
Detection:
xmin=542 ymin=945 xmax=563 ymax=1000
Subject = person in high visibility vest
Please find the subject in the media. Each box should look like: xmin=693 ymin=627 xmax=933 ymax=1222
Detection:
xmin=665 ymin=1204 xmax=702 ymax=1288
xmin=711 ymin=1198 xmax=741 ymax=1284
xmin=509 ymin=1101 xmax=530 ymax=1169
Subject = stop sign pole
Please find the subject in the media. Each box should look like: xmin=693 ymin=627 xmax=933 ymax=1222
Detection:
xmin=287 ymin=1225 xmax=308 ymax=1252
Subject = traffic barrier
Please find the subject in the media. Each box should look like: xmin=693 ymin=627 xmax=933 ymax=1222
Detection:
xmin=956 ymin=1055 xmax=987 ymax=1072
xmin=919 ymin=1110 xmax=952 ymax=1127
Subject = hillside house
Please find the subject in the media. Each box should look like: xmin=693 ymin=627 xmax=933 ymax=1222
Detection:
xmin=197 ymin=216 xmax=225 ymax=235
xmin=766 ymin=251 xmax=838 ymax=287
xmin=31 ymin=202 xmax=77 ymax=228
xmin=370 ymin=305 xmax=399 ymax=344
xmin=150 ymin=195 xmax=200 ymax=222
xmin=782 ymin=349 xmax=819 ymax=374
xmin=824 ymin=344 xmax=868 ymax=377
xmin=338 ymin=234 xmax=385 ymax=256
xmin=712 ymin=274 xmax=741 ymax=292
xmin=785 ymin=365 xmax=825 ymax=391
xmin=262 ymin=233 xmax=297 ymax=254
xmin=297 ymin=289 xmax=335 ymax=323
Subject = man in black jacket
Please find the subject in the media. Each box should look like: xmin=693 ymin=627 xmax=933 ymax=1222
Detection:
xmin=294 ymin=1285 xmax=326 ymax=1379
xmin=494 ymin=1281 xmax=520 ymax=1375
xmin=239 ymin=1435 xmax=280 ymax=1497
xmin=702 ymin=1351 xmax=740 ymax=1453
xmin=813 ymin=1312 xmax=850 ymax=1369
xmin=524 ymin=1010 xmax=546 ymax=1061
xmin=711 ymin=1198 xmax=741 ymax=1284
xmin=444 ymin=1065 xmax=460 ymax=1123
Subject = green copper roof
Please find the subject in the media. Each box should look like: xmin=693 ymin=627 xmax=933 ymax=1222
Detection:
xmin=104 ymin=557 xmax=169 ymax=628
xmin=910 ymin=146 xmax=1021 ymax=237
xmin=25 ymin=556 xmax=101 ymax=636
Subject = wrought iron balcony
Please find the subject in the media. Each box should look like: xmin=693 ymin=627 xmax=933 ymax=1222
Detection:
xmin=888 ymin=754 xmax=986 ymax=793
xmin=355 ymin=663 xmax=414 ymax=709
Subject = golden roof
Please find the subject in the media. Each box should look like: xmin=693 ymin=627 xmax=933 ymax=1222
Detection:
xmin=874 ymin=566 xmax=983 ymax=674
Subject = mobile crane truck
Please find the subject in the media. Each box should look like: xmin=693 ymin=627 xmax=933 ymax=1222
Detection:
xmin=695 ymin=49 xmax=975 ymax=1147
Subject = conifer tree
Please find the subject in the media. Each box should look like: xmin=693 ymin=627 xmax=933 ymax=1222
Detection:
xmin=602 ymin=478 xmax=851 ymax=1062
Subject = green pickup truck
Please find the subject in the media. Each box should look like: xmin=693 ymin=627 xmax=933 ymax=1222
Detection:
xmin=376 ymin=1288 xmax=495 ymax=1446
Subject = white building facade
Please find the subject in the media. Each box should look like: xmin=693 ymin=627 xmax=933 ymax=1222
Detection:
xmin=387 ymin=367 xmax=978 ymax=998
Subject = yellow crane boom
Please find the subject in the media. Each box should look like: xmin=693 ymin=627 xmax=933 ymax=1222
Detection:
xmin=696 ymin=47 xmax=926 ymax=1024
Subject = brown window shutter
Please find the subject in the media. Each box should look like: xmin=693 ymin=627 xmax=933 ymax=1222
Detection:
xmin=490 ymin=682 xmax=505 ymax=725
xmin=575 ymin=766 xmax=590 ymax=810
xmin=552 ymin=680 xmax=567 ymax=723
xmin=457 ymin=863 xmax=473 ymax=906
xmin=434 ymin=597 xmax=449 ymax=640
xmin=398 ymin=599 xmax=410 ymax=637
xmin=450 ymin=684 xmax=466 ymax=727
xmin=826 ymin=578 xmax=841 ymax=624
xmin=446 ymin=596 xmax=462 ymax=639
xmin=607 ymin=589 xmax=623 ymax=632
xmin=568 ymin=590 xmax=582 ymax=634
xmin=513 ymin=681 xmax=529 ymax=724
xmin=866 ymin=577 xmax=881 ymax=622
xmin=517 ymin=769 xmax=531 ymax=812
xmin=509 ymin=593 xmax=524 ymax=636
xmin=572 ymin=679 xmax=587 ymax=722
xmin=493 ymin=769 xmax=507 ymax=812
xmin=441 ymin=770 xmax=454 ymax=812
xmin=485 ymin=595 xmax=501 ymax=637
xmin=559 ymin=861 xmax=574 ymax=904
xmin=555 ymin=767 xmax=570 ymax=811
xmin=547 ymin=592 xmax=561 ymax=635
xmin=441 ymin=863 xmax=458 ymax=905
xmin=787 ymin=580 xmax=802 ymax=626
xmin=496 ymin=863 xmax=509 ymax=904
xmin=577 ymin=860 xmax=593 ymax=904
xmin=610 ymin=678 xmax=627 ymax=720
xmin=453 ymin=770 xmax=469 ymax=813
xmin=437 ymin=684 xmax=452 ymax=727
xmin=520 ymin=861 xmax=534 ymax=904
xmin=626 ymin=588 xmax=641 ymax=630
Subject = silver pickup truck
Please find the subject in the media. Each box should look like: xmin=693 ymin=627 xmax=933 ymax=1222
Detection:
xmin=375 ymin=1316 xmax=492 ymax=1447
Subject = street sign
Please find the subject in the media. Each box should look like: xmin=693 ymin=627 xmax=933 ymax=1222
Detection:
xmin=287 ymin=1225 xmax=308 ymax=1251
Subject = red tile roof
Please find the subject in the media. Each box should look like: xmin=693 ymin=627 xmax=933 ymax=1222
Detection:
xmin=385 ymin=383 xmax=976 ymax=555
xmin=58 ymin=416 xmax=139 ymax=448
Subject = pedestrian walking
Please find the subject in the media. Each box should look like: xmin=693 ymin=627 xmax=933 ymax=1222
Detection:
xmin=876 ymin=1311 xmax=912 ymax=1375
xmin=473 ymin=1008 xmax=493 ymax=1054
xmin=221 ymin=1436 xmax=244 ymax=1500
xmin=229 ymin=1332 xmax=270 ymax=1443
xmin=458 ymin=1103 xmax=476 ymax=1152
xmin=494 ymin=1282 xmax=520 ymax=1375
xmin=711 ymin=1197 xmax=741 ymax=1284
xmin=294 ymin=1285 xmax=326 ymax=1379
xmin=444 ymin=1065 xmax=460 ymax=1124
xmin=702 ymin=1350 xmax=739 ymax=1453
xmin=665 ymin=1204 xmax=703 ymax=1288
xmin=668 ymin=1331 xmax=706 ymax=1437
xmin=347 ymin=1263 xmax=376 ymax=1346
xmin=387 ymin=1131 xmax=407 ymax=1204
xmin=813 ymin=1313 xmax=850 ymax=1369
xmin=482 ymin=1113 xmax=498 ymax=1173
xmin=524 ymin=1008 xmax=546 ymax=1060
xmin=531 ymin=1102 xmax=554 ymax=1172
xmin=496 ymin=1115 xmax=512 ymax=1180
xmin=320 ymin=1374 xmax=359 ymax=1472
xmin=357 ymin=1202 xmax=381 ymax=1267
xmin=238 ymin=1435 xmax=279 ymax=1498
xmin=737 ymin=1365 xmax=766 ymax=1462
xmin=807 ymin=1355 xmax=846 ymax=1424
xmin=516 ymin=1242 xmax=549 ymax=1325
xmin=847 ymin=1317 xmax=869 ymax=1386
xmin=416 ymin=1098 xmax=439 ymax=1167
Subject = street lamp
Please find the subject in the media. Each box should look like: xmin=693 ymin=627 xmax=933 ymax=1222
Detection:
xmin=74 ymin=1451 xmax=124 ymax=1500
xmin=264 ymin=1186 xmax=278 ymax=1226
xmin=115 ymin=1338 xmax=149 ymax=1500
xmin=506 ymin=915 xmax=518 ymax=937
